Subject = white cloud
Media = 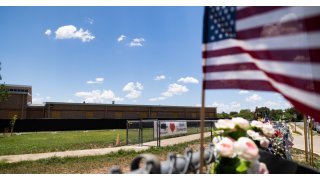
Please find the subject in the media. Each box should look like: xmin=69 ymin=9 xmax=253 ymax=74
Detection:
xmin=129 ymin=38 xmax=145 ymax=47
xmin=154 ymin=75 xmax=166 ymax=81
xmin=86 ymin=18 xmax=94 ymax=25
xmin=32 ymin=93 xmax=51 ymax=104
xmin=86 ymin=77 xmax=104 ymax=84
xmin=148 ymin=97 xmax=166 ymax=101
xmin=45 ymin=29 xmax=52 ymax=36
xmin=177 ymin=77 xmax=199 ymax=84
xmin=117 ymin=35 xmax=126 ymax=42
xmin=74 ymin=89 xmax=123 ymax=103
xmin=239 ymin=90 xmax=249 ymax=94
xmin=161 ymin=83 xmax=189 ymax=97
xmin=55 ymin=25 xmax=95 ymax=42
xmin=246 ymin=94 xmax=262 ymax=102
xmin=284 ymin=101 xmax=293 ymax=108
xmin=211 ymin=101 xmax=241 ymax=113
xmin=122 ymin=82 xmax=144 ymax=99
xmin=264 ymin=101 xmax=281 ymax=108
xmin=67 ymin=99 xmax=73 ymax=103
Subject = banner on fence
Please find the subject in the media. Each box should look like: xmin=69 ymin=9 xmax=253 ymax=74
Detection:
xmin=154 ymin=121 xmax=187 ymax=138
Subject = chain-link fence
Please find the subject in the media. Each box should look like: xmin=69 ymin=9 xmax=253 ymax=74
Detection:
xmin=126 ymin=119 xmax=216 ymax=146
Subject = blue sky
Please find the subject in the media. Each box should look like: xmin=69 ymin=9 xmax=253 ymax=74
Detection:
xmin=0 ymin=6 xmax=292 ymax=113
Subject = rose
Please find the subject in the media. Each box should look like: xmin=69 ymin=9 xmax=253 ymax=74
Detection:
xmin=262 ymin=124 xmax=275 ymax=137
xmin=250 ymin=120 xmax=264 ymax=129
xmin=216 ymin=137 xmax=235 ymax=158
xmin=231 ymin=117 xmax=250 ymax=129
xmin=215 ymin=119 xmax=235 ymax=130
xmin=234 ymin=137 xmax=259 ymax=161
xmin=259 ymin=163 xmax=269 ymax=174
xmin=259 ymin=137 xmax=270 ymax=148
xmin=247 ymin=130 xmax=261 ymax=140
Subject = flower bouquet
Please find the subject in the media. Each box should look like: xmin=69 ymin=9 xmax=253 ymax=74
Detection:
xmin=210 ymin=118 xmax=275 ymax=174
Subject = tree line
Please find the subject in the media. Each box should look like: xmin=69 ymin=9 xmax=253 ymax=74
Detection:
xmin=217 ymin=107 xmax=304 ymax=122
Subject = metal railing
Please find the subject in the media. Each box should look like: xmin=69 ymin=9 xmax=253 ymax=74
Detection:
xmin=109 ymin=144 xmax=216 ymax=174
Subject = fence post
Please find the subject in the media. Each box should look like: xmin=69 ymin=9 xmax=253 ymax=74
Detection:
xmin=141 ymin=119 xmax=144 ymax=146
xmin=210 ymin=121 xmax=213 ymax=141
xmin=126 ymin=120 xmax=128 ymax=145
xmin=156 ymin=120 xmax=159 ymax=147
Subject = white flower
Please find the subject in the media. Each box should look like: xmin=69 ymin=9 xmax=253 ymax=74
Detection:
xmin=234 ymin=137 xmax=259 ymax=161
xmin=250 ymin=120 xmax=264 ymax=129
xmin=259 ymin=137 xmax=270 ymax=148
xmin=215 ymin=119 xmax=235 ymax=130
xmin=262 ymin=124 xmax=275 ymax=137
xmin=231 ymin=117 xmax=250 ymax=129
xmin=247 ymin=130 xmax=261 ymax=140
xmin=259 ymin=162 xmax=269 ymax=174
xmin=216 ymin=137 xmax=235 ymax=158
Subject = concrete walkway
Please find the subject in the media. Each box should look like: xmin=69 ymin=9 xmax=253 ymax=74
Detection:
xmin=0 ymin=132 xmax=211 ymax=163
xmin=288 ymin=123 xmax=320 ymax=155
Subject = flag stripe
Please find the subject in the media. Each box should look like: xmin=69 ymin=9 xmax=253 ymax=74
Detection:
xmin=236 ymin=6 xmax=284 ymax=20
xmin=204 ymin=54 xmax=320 ymax=79
xmin=203 ymin=47 xmax=320 ymax=62
xmin=204 ymin=31 xmax=320 ymax=51
xmin=236 ymin=7 xmax=320 ymax=31
xmin=204 ymin=64 xmax=320 ymax=93
xmin=237 ymin=14 xmax=320 ymax=40
xmin=204 ymin=80 xmax=275 ymax=91
xmin=205 ymin=71 xmax=320 ymax=110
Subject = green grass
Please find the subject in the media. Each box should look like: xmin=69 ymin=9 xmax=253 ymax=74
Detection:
xmin=0 ymin=139 xmax=208 ymax=174
xmin=0 ymin=127 xmax=212 ymax=156
xmin=0 ymin=130 xmax=127 ymax=156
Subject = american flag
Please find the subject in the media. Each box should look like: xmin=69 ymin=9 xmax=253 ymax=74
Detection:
xmin=202 ymin=7 xmax=320 ymax=122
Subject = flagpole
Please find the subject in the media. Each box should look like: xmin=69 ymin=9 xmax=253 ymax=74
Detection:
xmin=310 ymin=119 xmax=314 ymax=166
xmin=199 ymin=44 xmax=207 ymax=174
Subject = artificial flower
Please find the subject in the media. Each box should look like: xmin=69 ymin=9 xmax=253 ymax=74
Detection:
xmin=232 ymin=117 xmax=250 ymax=129
xmin=234 ymin=137 xmax=259 ymax=161
xmin=262 ymin=124 xmax=275 ymax=137
xmin=250 ymin=120 xmax=264 ymax=129
xmin=215 ymin=119 xmax=236 ymax=130
xmin=216 ymin=137 xmax=235 ymax=158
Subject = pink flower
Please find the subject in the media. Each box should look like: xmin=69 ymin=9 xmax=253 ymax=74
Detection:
xmin=216 ymin=137 xmax=235 ymax=158
xmin=259 ymin=137 xmax=270 ymax=148
xmin=259 ymin=163 xmax=269 ymax=174
xmin=234 ymin=137 xmax=259 ymax=161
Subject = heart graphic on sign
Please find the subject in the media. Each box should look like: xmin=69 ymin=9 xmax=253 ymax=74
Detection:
xmin=169 ymin=123 xmax=175 ymax=132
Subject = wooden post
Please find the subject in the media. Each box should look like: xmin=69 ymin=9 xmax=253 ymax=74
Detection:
xmin=199 ymin=43 xmax=207 ymax=174
xmin=199 ymin=82 xmax=206 ymax=174
xmin=310 ymin=119 xmax=314 ymax=167
xmin=303 ymin=115 xmax=308 ymax=162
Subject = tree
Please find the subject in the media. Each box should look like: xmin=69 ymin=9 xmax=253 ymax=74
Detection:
xmin=284 ymin=107 xmax=303 ymax=122
xmin=238 ymin=109 xmax=254 ymax=120
xmin=217 ymin=112 xmax=230 ymax=119
xmin=254 ymin=107 xmax=270 ymax=119
xmin=269 ymin=109 xmax=283 ymax=121
xmin=229 ymin=111 xmax=238 ymax=117
xmin=0 ymin=62 xmax=9 ymax=102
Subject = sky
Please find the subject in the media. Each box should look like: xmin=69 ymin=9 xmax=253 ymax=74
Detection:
xmin=0 ymin=6 xmax=292 ymax=113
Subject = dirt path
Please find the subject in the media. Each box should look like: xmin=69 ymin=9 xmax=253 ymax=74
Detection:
xmin=0 ymin=132 xmax=211 ymax=163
